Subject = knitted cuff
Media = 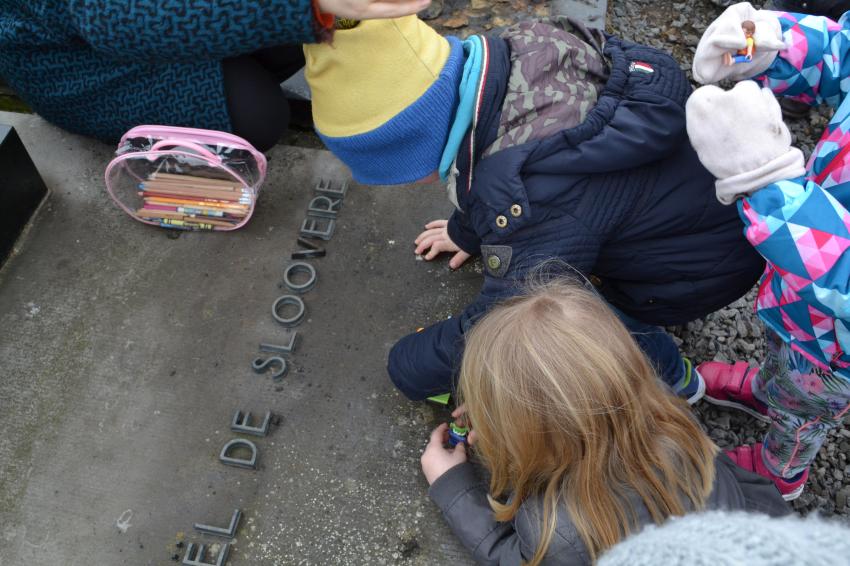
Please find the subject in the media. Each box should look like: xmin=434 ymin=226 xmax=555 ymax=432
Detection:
xmin=715 ymin=147 xmax=806 ymax=204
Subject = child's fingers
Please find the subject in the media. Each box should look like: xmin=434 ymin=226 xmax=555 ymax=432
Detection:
xmin=424 ymin=219 xmax=448 ymax=229
xmin=416 ymin=236 xmax=443 ymax=255
xmin=451 ymin=404 xmax=467 ymax=418
xmin=361 ymin=0 xmax=432 ymax=19
xmin=414 ymin=228 xmax=442 ymax=246
xmin=414 ymin=228 xmax=443 ymax=245
xmin=424 ymin=246 xmax=443 ymax=260
xmin=428 ymin=423 xmax=448 ymax=445
xmin=415 ymin=234 xmax=440 ymax=252
xmin=454 ymin=442 xmax=467 ymax=457
xmin=415 ymin=227 xmax=442 ymax=240
xmin=449 ymin=251 xmax=471 ymax=269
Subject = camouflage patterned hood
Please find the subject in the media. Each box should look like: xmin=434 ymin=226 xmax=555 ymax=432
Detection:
xmin=483 ymin=18 xmax=610 ymax=157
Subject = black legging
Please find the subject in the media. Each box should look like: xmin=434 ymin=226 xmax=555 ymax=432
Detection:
xmin=222 ymin=45 xmax=306 ymax=152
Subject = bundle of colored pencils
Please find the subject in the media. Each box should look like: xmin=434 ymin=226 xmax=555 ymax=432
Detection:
xmin=136 ymin=173 xmax=252 ymax=230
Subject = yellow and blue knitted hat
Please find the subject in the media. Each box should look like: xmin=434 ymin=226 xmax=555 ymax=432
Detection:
xmin=304 ymin=16 xmax=464 ymax=185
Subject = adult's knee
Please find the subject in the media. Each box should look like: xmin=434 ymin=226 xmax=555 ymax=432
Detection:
xmin=222 ymin=55 xmax=292 ymax=152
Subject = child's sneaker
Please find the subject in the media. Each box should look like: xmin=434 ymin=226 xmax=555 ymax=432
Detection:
xmin=696 ymin=361 xmax=770 ymax=422
xmin=725 ymin=444 xmax=809 ymax=501
xmin=674 ymin=357 xmax=706 ymax=405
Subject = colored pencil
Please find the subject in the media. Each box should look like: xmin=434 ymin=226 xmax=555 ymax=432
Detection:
xmin=139 ymin=189 xmax=251 ymax=204
xmin=137 ymin=209 xmax=234 ymax=227
xmin=137 ymin=172 xmax=253 ymax=230
xmin=151 ymin=173 xmax=244 ymax=188
xmin=142 ymin=196 xmax=250 ymax=211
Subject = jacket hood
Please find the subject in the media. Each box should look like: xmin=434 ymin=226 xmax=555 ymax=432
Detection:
xmin=504 ymin=36 xmax=692 ymax=176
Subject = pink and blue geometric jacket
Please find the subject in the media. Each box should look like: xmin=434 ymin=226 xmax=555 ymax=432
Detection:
xmin=746 ymin=11 xmax=850 ymax=377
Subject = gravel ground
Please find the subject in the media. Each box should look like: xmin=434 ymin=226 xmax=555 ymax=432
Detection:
xmin=608 ymin=0 xmax=849 ymax=517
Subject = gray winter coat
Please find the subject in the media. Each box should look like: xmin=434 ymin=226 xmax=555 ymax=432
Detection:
xmin=428 ymin=454 xmax=789 ymax=565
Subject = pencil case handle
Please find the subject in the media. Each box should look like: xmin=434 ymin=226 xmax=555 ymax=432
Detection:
xmin=150 ymin=140 xmax=221 ymax=163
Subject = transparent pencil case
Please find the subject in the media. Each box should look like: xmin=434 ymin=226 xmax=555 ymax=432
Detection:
xmin=105 ymin=126 xmax=268 ymax=231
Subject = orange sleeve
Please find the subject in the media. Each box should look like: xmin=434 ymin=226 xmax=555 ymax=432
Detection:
xmin=312 ymin=0 xmax=334 ymax=31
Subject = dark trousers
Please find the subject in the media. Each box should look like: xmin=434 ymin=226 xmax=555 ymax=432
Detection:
xmin=610 ymin=306 xmax=684 ymax=388
xmin=222 ymin=45 xmax=305 ymax=152
xmin=390 ymin=304 xmax=685 ymax=401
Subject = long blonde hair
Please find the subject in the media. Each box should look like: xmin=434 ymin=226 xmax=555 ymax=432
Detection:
xmin=458 ymin=280 xmax=717 ymax=564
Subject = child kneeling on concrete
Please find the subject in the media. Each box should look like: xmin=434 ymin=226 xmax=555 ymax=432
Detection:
xmin=303 ymin=16 xmax=764 ymax=401
xmin=419 ymin=281 xmax=787 ymax=565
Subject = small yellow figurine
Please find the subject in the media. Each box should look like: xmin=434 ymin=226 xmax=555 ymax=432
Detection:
xmin=724 ymin=20 xmax=756 ymax=66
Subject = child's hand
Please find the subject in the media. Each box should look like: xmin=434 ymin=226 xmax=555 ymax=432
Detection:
xmin=317 ymin=0 xmax=431 ymax=19
xmin=692 ymin=2 xmax=784 ymax=84
xmin=451 ymin=404 xmax=478 ymax=445
xmin=414 ymin=219 xmax=471 ymax=269
xmin=421 ymin=423 xmax=468 ymax=485
xmin=686 ymin=81 xmax=805 ymax=204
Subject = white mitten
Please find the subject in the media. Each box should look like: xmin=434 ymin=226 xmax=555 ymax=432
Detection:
xmin=686 ymin=81 xmax=806 ymax=204
xmin=692 ymin=2 xmax=785 ymax=84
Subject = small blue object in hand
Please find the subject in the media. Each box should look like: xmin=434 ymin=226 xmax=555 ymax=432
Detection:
xmin=448 ymin=422 xmax=469 ymax=447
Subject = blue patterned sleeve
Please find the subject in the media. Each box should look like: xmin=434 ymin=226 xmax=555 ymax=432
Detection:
xmin=740 ymin=177 xmax=850 ymax=321
xmin=759 ymin=11 xmax=850 ymax=109
xmin=68 ymin=0 xmax=319 ymax=61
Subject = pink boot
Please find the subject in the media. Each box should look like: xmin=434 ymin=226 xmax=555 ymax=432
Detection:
xmin=696 ymin=361 xmax=770 ymax=422
xmin=725 ymin=444 xmax=809 ymax=501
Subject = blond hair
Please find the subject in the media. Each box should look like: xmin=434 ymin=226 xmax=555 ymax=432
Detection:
xmin=458 ymin=280 xmax=717 ymax=564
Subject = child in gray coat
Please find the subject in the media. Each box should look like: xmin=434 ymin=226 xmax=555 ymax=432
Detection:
xmin=420 ymin=281 xmax=788 ymax=565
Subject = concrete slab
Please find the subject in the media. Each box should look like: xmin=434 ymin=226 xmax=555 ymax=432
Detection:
xmin=0 ymin=112 xmax=482 ymax=565
xmin=281 ymin=70 xmax=311 ymax=102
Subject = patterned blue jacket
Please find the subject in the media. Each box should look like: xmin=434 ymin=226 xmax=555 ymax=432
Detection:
xmin=743 ymin=11 xmax=850 ymax=376
xmin=0 ymin=0 xmax=319 ymax=142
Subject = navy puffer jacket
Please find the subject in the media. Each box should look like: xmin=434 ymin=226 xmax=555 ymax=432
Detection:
xmin=389 ymin=32 xmax=765 ymax=400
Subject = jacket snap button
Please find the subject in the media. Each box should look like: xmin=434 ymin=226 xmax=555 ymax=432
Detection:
xmin=496 ymin=215 xmax=508 ymax=228
xmin=487 ymin=255 xmax=501 ymax=271
xmin=648 ymin=298 xmax=656 ymax=304
xmin=510 ymin=204 xmax=522 ymax=217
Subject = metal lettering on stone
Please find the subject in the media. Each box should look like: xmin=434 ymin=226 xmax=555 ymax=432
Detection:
xmin=182 ymin=542 xmax=230 ymax=566
xmin=231 ymin=410 xmax=271 ymax=437
xmin=307 ymin=195 xmax=342 ymax=219
xmin=314 ymin=178 xmax=348 ymax=199
xmin=292 ymin=238 xmax=326 ymax=260
xmin=259 ymin=332 xmax=298 ymax=355
xmin=283 ymin=262 xmax=317 ymax=294
xmin=194 ymin=509 xmax=242 ymax=539
xmin=219 ymin=439 xmax=258 ymax=470
xmin=272 ymin=295 xmax=305 ymax=327
xmin=300 ymin=217 xmax=336 ymax=241
xmin=252 ymin=356 xmax=288 ymax=380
